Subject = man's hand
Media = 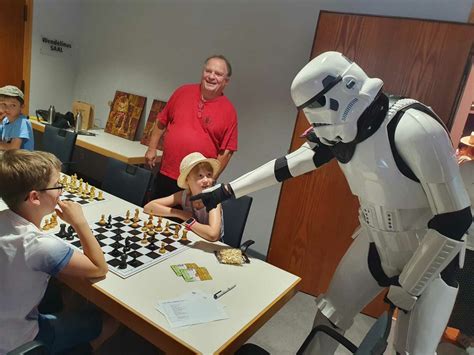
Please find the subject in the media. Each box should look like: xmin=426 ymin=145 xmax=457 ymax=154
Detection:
xmin=386 ymin=285 xmax=418 ymax=312
xmin=145 ymin=148 xmax=158 ymax=168
xmin=190 ymin=183 xmax=235 ymax=212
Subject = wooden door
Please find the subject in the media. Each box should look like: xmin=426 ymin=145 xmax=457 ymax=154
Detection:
xmin=0 ymin=0 xmax=32 ymax=112
xmin=268 ymin=12 xmax=474 ymax=316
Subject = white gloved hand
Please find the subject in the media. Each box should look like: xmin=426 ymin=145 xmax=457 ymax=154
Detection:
xmin=387 ymin=285 xmax=418 ymax=312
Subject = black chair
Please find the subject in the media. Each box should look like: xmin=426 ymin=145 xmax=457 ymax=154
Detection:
xmin=297 ymin=304 xmax=395 ymax=355
xmin=7 ymin=340 xmax=48 ymax=355
xmin=101 ymin=158 xmax=153 ymax=206
xmin=41 ymin=125 xmax=77 ymax=173
xmin=237 ymin=304 xmax=394 ymax=355
xmin=221 ymin=195 xmax=253 ymax=248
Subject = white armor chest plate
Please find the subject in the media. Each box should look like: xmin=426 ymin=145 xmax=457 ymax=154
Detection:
xmin=338 ymin=104 xmax=433 ymax=234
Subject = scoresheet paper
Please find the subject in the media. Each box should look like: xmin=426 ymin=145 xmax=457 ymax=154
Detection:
xmin=156 ymin=290 xmax=228 ymax=328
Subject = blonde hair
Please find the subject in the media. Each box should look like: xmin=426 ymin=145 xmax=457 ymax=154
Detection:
xmin=0 ymin=150 xmax=61 ymax=209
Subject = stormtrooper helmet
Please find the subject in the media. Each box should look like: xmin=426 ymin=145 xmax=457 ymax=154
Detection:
xmin=291 ymin=51 xmax=383 ymax=145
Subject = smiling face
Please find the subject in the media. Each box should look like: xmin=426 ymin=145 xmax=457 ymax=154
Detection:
xmin=186 ymin=163 xmax=215 ymax=195
xmin=200 ymin=57 xmax=230 ymax=100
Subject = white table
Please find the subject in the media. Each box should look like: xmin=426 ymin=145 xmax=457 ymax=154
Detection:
xmin=30 ymin=119 xmax=158 ymax=165
xmin=1 ymin=189 xmax=300 ymax=354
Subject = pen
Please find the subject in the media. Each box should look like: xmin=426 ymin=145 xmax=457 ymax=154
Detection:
xmin=213 ymin=284 xmax=237 ymax=299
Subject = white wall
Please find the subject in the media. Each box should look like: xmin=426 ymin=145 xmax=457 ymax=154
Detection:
xmin=30 ymin=0 xmax=473 ymax=256
xmin=30 ymin=0 xmax=83 ymax=114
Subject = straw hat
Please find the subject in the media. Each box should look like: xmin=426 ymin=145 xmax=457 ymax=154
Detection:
xmin=460 ymin=132 xmax=474 ymax=147
xmin=177 ymin=152 xmax=220 ymax=189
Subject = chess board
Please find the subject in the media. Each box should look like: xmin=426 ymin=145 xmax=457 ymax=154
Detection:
xmin=55 ymin=215 xmax=193 ymax=278
xmin=60 ymin=191 xmax=106 ymax=206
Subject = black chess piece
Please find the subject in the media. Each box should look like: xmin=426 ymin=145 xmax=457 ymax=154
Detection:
xmin=118 ymin=253 xmax=128 ymax=269
xmin=123 ymin=237 xmax=131 ymax=252
xmin=106 ymin=215 xmax=112 ymax=229
xmin=58 ymin=223 xmax=67 ymax=238
xmin=66 ymin=225 xmax=75 ymax=241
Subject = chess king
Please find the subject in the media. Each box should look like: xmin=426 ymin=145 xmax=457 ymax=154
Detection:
xmin=191 ymin=51 xmax=473 ymax=354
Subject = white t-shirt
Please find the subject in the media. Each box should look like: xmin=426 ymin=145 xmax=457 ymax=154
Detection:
xmin=0 ymin=209 xmax=73 ymax=354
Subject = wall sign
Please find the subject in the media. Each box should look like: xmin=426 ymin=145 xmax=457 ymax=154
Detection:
xmin=40 ymin=36 xmax=73 ymax=57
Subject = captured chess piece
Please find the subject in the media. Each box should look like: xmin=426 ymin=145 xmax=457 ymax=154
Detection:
xmin=97 ymin=190 xmax=104 ymax=201
xmin=98 ymin=214 xmax=106 ymax=226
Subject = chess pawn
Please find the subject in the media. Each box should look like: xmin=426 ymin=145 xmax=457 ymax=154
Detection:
xmin=51 ymin=213 xmax=58 ymax=227
xmin=155 ymin=217 xmax=163 ymax=232
xmin=42 ymin=218 xmax=50 ymax=230
xmin=133 ymin=208 xmax=140 ymax=223
xmin=147 ymin=214 xmax=154 ymax=228
xmin=147 ymin=228 xmax=156 ymax=237
xmin=140 ymin=232 xmax=148 ymax=245
xmin=164 ymin=221 xmax=170 ymax=234
xmin=97 ymin=191 xmax=104 ymax=200
xmin=159 ymin=242 xmax=166 ymax=254
xmin=141 ymin=223 xmax=148 ymax=232
xmin=98 ymin=214 xmax=106 ymax=226
xmin=180 ymin=230 xmax=188 ymax=242
xmin=124 ymin=210 xmax=131 ymax=224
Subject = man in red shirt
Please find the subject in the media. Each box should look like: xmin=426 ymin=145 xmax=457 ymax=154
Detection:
xmin=145 ymin=55 xmax=238 ymax=198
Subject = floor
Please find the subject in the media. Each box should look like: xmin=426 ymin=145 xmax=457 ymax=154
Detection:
xmin=95 ymin=291 xmax=473 ymax=354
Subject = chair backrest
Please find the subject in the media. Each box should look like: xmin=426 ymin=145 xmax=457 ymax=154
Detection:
xmin=101 ymin=158 xmax=152 ymax=206
xmin=41 ymin=125 xmax=77 ymax=173
xmin=297 ymin=305 xmax=394 ymax=355
xmin=355 ymin=307 xmax=393 ymax=355
xmin=221 ymin=196 xmax=253 ymax=248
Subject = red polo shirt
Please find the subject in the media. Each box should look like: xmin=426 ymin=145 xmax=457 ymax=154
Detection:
xmin=157 ymin=84 xmax=238 ymax=180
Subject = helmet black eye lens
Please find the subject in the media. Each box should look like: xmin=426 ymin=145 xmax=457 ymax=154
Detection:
xmin=307 ymin=95 xmax=326 ymax=109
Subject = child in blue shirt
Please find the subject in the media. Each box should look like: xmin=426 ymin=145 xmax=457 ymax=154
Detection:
xmin=0 ymin=85 xmax=34 ymax=150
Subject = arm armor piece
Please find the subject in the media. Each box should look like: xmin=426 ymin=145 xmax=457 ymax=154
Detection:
xmin=399 ymin=210 xmax=470 ymax=297
xmin=230 ymin=142 xmax=327 ymax=198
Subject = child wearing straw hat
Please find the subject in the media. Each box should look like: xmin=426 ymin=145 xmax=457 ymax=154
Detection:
xmin=457 ymin=131 xmax=474 ymax=164
xmin=144 ymin=152 xmax=224 ymax=242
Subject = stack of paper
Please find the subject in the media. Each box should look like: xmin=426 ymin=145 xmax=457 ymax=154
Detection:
xmin=156 ymin=289 xmax=229 ymax=328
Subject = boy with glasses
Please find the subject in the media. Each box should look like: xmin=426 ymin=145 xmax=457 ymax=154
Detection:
xmin=0 ymin=85 xmax=34 ymax=150
xmin=0 ymin=150 xmax=116 ymax=354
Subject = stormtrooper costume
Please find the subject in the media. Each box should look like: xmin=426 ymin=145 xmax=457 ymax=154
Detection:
xmin=191 ymin=52 xmax=472 ymax=354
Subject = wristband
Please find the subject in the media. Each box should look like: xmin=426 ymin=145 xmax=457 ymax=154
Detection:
xmin=185 ymin=217 xmax=196 ymax=231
